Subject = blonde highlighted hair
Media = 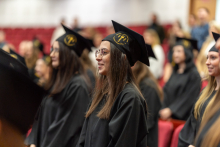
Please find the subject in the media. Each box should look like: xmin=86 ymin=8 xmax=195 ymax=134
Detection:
xmin=143 ymin=29 xmax=160 ymax=47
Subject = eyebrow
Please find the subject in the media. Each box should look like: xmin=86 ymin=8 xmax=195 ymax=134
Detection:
xmin=98 ymin=48 xmax=109 ymax=51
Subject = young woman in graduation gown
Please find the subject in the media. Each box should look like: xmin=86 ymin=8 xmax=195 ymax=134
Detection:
xmin=25 ymin=25 xmax=91 ymax=147
xmin=77 ymin=20 xmax=149 ymax=147
xmin=132 ymin=60 xmax=162 ymax=147
xmin=178 ymin=45 xmax=220 ymax=147
xmin=160 ymin=38 xmax=201 ymax=120
xmin=192 ymin=32 xmax=220 ymax=147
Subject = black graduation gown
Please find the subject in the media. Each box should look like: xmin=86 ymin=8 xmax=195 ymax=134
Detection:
xmin=178 ymin=90 xmax=216 ymax=147
xmin=25 ymin=74 xmax=90 ymax=147
xmin=195 ymin=109 xmax=220 ymax=147
xmin=162 ymin=63 xmax=201 ymax=120
xmin=139 ymin=78 xmax=161 ymax=147
xmin=77 ymin=83 xmax=148 ymax=147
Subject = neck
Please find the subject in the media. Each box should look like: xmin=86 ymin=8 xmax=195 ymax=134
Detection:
xmin=215 ymin=75 xmax=220 ymax=90
xmin=200 ymin=19 xmax=208 ymax=25
xmin=177 ymin=62 xmax=186 ymax=74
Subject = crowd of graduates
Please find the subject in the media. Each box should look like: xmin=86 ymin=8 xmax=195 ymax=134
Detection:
xmin=1 ymin=6 xmax=220 ymax=147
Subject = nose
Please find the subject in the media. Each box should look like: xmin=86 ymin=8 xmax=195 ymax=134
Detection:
xmin=206 ymin=58 xmax=210 ymax=65
xmin=96 ymin=54 xmax=102 ymax=61
xmin=50 ymin=51 xmax=55 ymax=57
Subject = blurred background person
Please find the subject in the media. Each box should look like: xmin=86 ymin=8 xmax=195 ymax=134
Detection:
xmin=132 ymin=61 xmax=162 ymax=147
xmin=188 ymin=14 xmax=197 ymax=33
xmin=148 ymin=13 xmax=165 ymax=44
xmin=24 ymin=41 xmax=40 ymax=81
xmin=163 ymin=20 xmax=191 ymax=82
xmin=196 ymin=21 xmax=220 ymax=79
xmin=71 ymin=17 xmax=82 ymax=32
xmin=191 ymin=7 xmax=210 ymax=51
xmin=35 ymin=56 xmax=51 ymax=88
xmin=18 ymin=40 xmax=28 ymax=57
xmin=160 ymin=38 xmax=201 ymax=120
xmin=143 ymin=29 xmax=165 ymax=79
xmin=0 ymin=49 xmax=45 ymax=147
xmin=0 ymin=30 xmax=6 ymax=48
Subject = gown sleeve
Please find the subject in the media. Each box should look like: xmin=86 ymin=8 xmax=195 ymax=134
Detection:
xmin=178 ymin=108 xmax=197 ymax=147
xmin=77 ymin=118 xmax=88 ymax=147
xmin=41 ymin=83 xmax=90 ymax=147
xmin=107 ymin=93 xmax=148 ymax=147
xmin=168 ymin=73 xmax=201 ymax=119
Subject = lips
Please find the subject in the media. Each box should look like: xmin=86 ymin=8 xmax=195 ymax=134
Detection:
xmin=98 ymin=63 xmax=104 ymax=69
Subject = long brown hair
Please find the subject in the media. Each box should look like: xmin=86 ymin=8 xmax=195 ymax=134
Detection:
xmin=132 ymin=61 xmax=163 ymax=101
xmin=46 ymin=42 xmax=85 ymax=95
xmin=85 ymin=43 xmax=145 ymax=119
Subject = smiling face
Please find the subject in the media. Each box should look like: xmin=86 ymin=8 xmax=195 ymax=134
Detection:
xmin=96 ymin=41 xmax=111 ymax=75
xmin=206 ymin=51 xmax=220 ymax=76
xmin=50 ymin=41 xmax=60 ymax=69
xmin=173 ymin=45 xmax=186 ymax=64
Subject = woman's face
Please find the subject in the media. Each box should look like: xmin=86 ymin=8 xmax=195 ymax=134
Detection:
xmin=25 ymin=42 xmax=34 ymax=59
xmin=173 ymin=45 xmax=186 ymax=64
xmin=35 ymin=59 xmax=47 ymax=77
xmin=96 ymin=41 xmax=111 ymax=75
xmin=143 ymin=31 xmax=153 ymax=44
xmin=206 ymin=51 xmax=220 ymax=76
xmin=50 ymin=41 xmax=60 ymax=68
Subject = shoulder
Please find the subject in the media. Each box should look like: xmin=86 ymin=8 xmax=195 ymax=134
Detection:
xmin=189 ymin=67 xmax=200 ymax=79
xmin=66 ymin=74 xmax=88 ymax=91
xmin=118 ymin=83 xmax=146 ymax=105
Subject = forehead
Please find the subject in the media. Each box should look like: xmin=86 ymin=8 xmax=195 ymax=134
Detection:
xmin=99 ymin=41 xmax=110 ymax=50
xmin=173 ymin=45 xmax=184 ymax=51
xmin=208 ymin=51 xmax=219 ymax=56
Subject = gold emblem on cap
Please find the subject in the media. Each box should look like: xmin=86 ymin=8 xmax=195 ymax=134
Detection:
xmin=183 ymin=40 xmax=189 ymax=47
xmin=113 ymin=33 xmax=129 ymax=45
xmin=64 ymin=34 xmax=77 ymax=46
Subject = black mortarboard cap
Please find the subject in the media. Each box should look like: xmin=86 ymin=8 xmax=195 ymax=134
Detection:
xmin=209 ymin=45 xmax=218 ymax=52
xmin=212 ymin=32 xmax=220 ymax=42
xmin=56 ymin=24 xmax=92 ymax=57
xmin=33 ymin=37 xmax=44 ymax=53
xmin=102 ymin=20 xmax=149 ymax=66
xmin=175 ymin=37 xmax=198 ymax=51
xmin=0 ymin=49 xmax=46 ymax=134
xmin=146 ymin=44 xmax=157 ymax=59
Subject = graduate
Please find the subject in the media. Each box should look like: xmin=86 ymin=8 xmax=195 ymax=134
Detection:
xmin=160 ymin=38 xmax=201 ymax=120
xmin=0 ymin=49 xmax=45 ymax=147
xmin=35 ymin=55 xmax=52 ymax=88
xmin=132 ymin=46 xmax=162 ymax=147
xmin=25 ymin=25 xmax=91 ymax=147
xmin=193 ymin=32 xmax=220 ymax=147
xmin=178 ymin=45 xmax=220 ymax=147
xmin=77 ymin=20 xmax=149 ymax=147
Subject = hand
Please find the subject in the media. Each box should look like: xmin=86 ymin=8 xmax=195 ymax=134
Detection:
xmin=188 ymin=145 xmax=195 ymax=147
xmin=30 ymin=144 xmax=36 ymax=147
xmin=159 ymin=108 xmax=172 ymax=120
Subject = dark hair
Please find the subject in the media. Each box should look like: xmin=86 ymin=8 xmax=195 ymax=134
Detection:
xmin=132 ymin=61 xmax=163 ymax=101
xmin=85 ymin=43 xmax=145 ymax=119
xmin=46 ymin=42 xmax=85 ymax=95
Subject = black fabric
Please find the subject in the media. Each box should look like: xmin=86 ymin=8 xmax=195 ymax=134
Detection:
xmin=0 ymin=49 xmax=46 ymax=134
xmin=56 ymin=24 xmax=92 ymax=57
xmin=86 ymin=69 xmax=96 ymax=96
xmin=212 ymin=32 xmax=220 ymax=42
xmin=178 ymin=90 xmax=216 ymax=147
xmin=209 ymin=45 xmax=218 ymax=52
xmin=102 ymin=20 xmax=150 ymax=66
xmin=77 ymin=83 xmax=148 ymax=147
xmin=25 ymin=74 xmax=90 ymax=147
xmin=33 ymin=38 xmax=44 ymax=53
xmin=148 ymin=22 xmax=165 ymax=43
xmin=9 ymin=49 xmax=26 ymax=66
xmin=146 ymin=44 xmax=156 ymax=59
xmin=195 ymin=109 xmax=220 ymax=147
xmin=162 ymin=46 xmax=201 ymax=120
xmin=175 ymin=37 xmax=198 ymax=51
xmin=139 ymin=78 xmax=161 ymax=147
